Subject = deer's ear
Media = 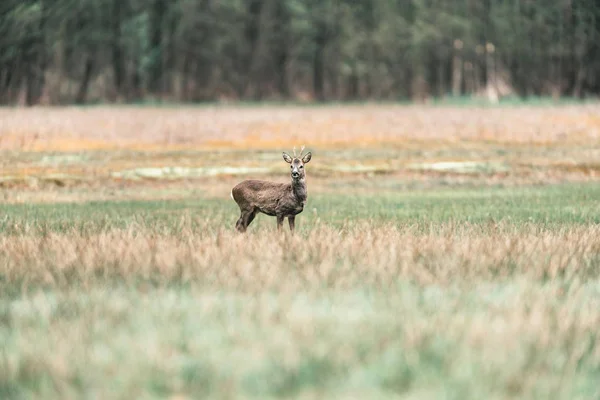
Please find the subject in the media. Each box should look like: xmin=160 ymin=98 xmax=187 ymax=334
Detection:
xmin=282 ymin=152 xmax=293 ymax=163
xmin=302 ymin=152 xmax=312 ymax=164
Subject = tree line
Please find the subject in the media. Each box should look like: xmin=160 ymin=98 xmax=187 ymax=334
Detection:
xmin=1 ymin=0 xmax=599 ymax=105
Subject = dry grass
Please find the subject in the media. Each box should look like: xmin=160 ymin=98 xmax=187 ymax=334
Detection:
xmin=1 ymin=222 xmax=600 ymax=399
xmin=1 ymin=104 xmax=600 ymax=398
xmin=1 ymin=105 xmax=600 ymax=195
xmin=1 ymin=104 xmax=600 ymax=152
xmin=1 ymin=222 xmax=599 ymax=288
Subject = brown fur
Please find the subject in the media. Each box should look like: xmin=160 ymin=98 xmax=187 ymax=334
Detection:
xmin=231 ymin=150 xmax=312 ymax=232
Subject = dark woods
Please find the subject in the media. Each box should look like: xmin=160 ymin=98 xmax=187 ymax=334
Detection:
xmin=1 ymin=0 xmax=599 ymax=105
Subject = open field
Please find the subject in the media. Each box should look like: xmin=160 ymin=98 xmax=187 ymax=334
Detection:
xmin=1 ymin=104 xmax=600 ymax=197
xmin=2 ymin=104 xmax=600 ymax=150
xmin=1 ymin=105 xmax=600 ymax=399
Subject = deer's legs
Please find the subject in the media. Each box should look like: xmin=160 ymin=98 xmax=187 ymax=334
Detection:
xmin=236 ymin=209 xmax=257 ymax=232
xmin=288 ymin=216 xmax=295 ymax=232
xmin=235 ymin=213 xmax=246 ymax=232
xmin=276 ymin=215 xmax=285 ymax=231
xmin=244 ymin=209 xmax=257 ymax=228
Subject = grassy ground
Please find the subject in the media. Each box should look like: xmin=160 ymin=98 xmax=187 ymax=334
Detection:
xmin=1 ymin=183 xmax=600 ymax=399
xmin=1 ymin=105 xmax=600 ymax=399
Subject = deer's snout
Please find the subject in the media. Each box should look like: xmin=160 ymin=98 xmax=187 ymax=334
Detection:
xmin=291 ymin=170 xmax=300 ymax=178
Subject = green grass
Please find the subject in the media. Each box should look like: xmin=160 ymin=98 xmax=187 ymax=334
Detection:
xmin=1 ymin=182 xmax=600 ymax=399
xmin=0 ymin=182 xmax=598 ymax=234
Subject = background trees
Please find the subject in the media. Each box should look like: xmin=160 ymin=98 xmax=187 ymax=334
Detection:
xmin=1 ymin=0 xmax=599 ymax=105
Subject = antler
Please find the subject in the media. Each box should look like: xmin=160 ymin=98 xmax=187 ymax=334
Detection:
xmin=291 ymin=145 xmax=305 ymax=158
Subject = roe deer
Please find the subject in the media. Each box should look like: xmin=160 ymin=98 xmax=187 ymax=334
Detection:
xmin=231 ymin=146 xmax=312 ymax=233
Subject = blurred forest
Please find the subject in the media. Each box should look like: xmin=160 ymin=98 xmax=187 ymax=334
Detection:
xmin=1 ymin=0 xmax=599 ymax=105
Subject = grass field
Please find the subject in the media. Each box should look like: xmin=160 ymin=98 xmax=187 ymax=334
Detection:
xmin=1 ymin=104 xmax=600 ymax=399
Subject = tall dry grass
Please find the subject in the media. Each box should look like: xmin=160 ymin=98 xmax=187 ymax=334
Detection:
xmin=2 ymin=222 xmax=599 ymax=290
xmin=1 ymin=104 xmax=599 ymax=152
xmin=2 ymin=103 xmax=600 ymax=397
xmin=2 ymin=221 xmax=600 ymax=398
xmin=2 ymin=105 xmax=600 ymax=195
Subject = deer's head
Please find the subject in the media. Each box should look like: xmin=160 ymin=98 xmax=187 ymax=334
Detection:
xmin=282 ymin=146 xmax=312 ymax=181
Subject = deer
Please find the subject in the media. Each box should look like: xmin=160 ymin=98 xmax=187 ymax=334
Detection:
xmin=230 ymin=146 xmax=312 ymax=233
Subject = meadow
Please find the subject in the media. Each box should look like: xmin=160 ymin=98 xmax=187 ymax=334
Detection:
xmin=1 ymin=104 xmax=600 ymax=399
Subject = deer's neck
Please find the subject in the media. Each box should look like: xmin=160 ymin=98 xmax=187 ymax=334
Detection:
xmin=291 ymin=178 xmax=307 ymax=202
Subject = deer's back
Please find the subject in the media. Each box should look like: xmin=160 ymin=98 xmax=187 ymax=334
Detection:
xmin=232 ymin=180 xmax=291 ymax=214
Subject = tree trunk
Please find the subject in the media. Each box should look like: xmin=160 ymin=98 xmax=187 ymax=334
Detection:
xmin=437 ymin=58 xmax=445 ymax=98
xmin=452 ymin=39 xmax=463 ymax=96
xmin=148 ymin=0 xmax=166 ymax=96
xmin=243 ymin=0 xmax=264 ymax=99
xmin=347 ymin=66 xmax=359 ymax=100
xmin=275 ymin=50 xmax=288 ymax=98
xmin=273 ymin=0 xmax=289 ymax=98
xmin=76 ymin=53 xmax=94 ymax=104
xmin=464 ymin=62 xmax=475 ymax=94
xmin=45 ymin=21 xmax=67 ymax=104
xmin=313 ymin=32 xmax=327 ymax=102
xmin=36 ymin=0 xmax=48 ymax=105
xmin=485 ymin=42 xmax=498 ymax=103
xmin=111 ymin=0 xmax=125 ymax=100
xmin=174 ymin=51 xmax=190 ymax=102
xmin=0 ymin=67 xmax=9 ymax=103
xmin=24 ymin=44 xmax=37 ymax=106
xmin=572 ymin=64 xmax=585 ymax=98
xmin=23 ymin=0 xmax=47 ymax=106
xmin=411 ymin=57 xmax=427 ymax=102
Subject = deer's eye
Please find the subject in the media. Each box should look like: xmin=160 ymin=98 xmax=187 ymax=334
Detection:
xmin=299 ymin=165 xmax=303 ymax=169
